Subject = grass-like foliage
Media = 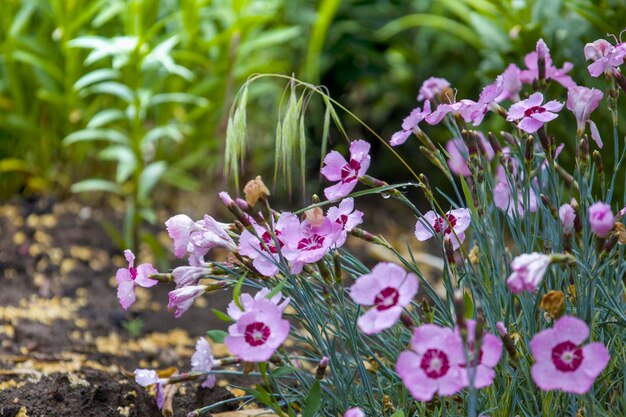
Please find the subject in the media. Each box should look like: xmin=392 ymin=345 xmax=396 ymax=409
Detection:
xmin=118 ymin=34 xmax=626 ymax=417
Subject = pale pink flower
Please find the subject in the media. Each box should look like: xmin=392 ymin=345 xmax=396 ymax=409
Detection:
xmin=238 ymin=212 xmax=300 ymax=277
xmin=167 ymin=285 xmax=206 ymax=318
xmin=227 ymin=288 xmax=290 ymax=321
xmin=493 ymin=64 xmax=522 ymax=102
xmin=426 ymin=99 xmax=475 ymax=125
xmin=506 ymin=252 xmax=551 ymax=294
xmin=445 ymin=134 xmax=495 ymax=177
xmin=457 ymin=319 xmax=502 ymax=389
xmin=396 ymin=324 xmax=467 ymax=401
xmin=496 ymin=322 xmax=507 ymax=337
xmin=588 ymin=202 xmax=614 ymax=237
xmin=321 ymin=140 xmax=371 ymax=200
xmin=326 ymin=198 xmax=364 ymax=247
xmin=567 ymin=86 xmax=603 ymax=148
xmin=415 ymin=208 xmax=471 ymax=251
xmin=417 ymin=77 xmax=450 ymax=101
xmin=559 ymin=204 xmax=576 ymax=233
xmin=135 ymin=369 xmax=165 ymax=409
xmin=464 ymin=76 xmax=504 ymax=126
xmin=225 ymin=299 xmax=290 ymax=362
xmin=349 ymin=263 xmax=418 ymax=334
xmin=115 ymin=249 xmax=158 ymax=310
xmin=191 ymin=337 xmax=217 ymax=388
xmin=520 ymin=39 xmax=576 ymax=88
xmin=344 ymin=407 xmax=364 ymax=417
xmin=284 ymin=217 xmax=342 ymax=273
xmin=530 ymin=316 xmax=610 ymax=394
xmin=187 ymin=215 xmax=236 ymax=257
xmin=493 ymin=180 xmax=538 ymax=218
xmin=507 ymin=92 xmax=563 ymax=133
xmin=165 ymin=214 xmax=196 ymax=258
xmin=584 ymin=37 xmax=626 ymax=77
xmin=391 ymin=101 xmax=431 ymax=146
xmin=172 ymin=266 xmax=210 ymax=288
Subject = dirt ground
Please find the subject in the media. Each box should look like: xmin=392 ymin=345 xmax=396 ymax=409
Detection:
xmin=0 ymin=195 xmax=441 ymax=417
xmin=0 ymin=197 xmax=244 ymax=417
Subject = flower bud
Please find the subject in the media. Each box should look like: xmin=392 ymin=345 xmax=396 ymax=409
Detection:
xmin=577 ymin=137 xmax=589 ymax=168
xmin=540 ymin=194 xmax=558 ymax=219
xmin=315 ymin=356 xmax=329 ymax=380
xmin=487 ymin=132 xmax=503 ymax=155
xmin=524 ymin=135 xmax=534 ymax=166
xmin=243 ymin=176 xmax=270 ymax=206
xmin=593 ymin=150 xmax=604 ymax=179
xmin=500 ymin=131 xmax=516 ymax=146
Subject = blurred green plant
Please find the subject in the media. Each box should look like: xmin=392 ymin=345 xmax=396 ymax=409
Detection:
xmin=0 ymin=0 xmax=309 ymax=250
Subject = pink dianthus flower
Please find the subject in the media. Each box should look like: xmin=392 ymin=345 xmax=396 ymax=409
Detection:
xmin=506 ymin=252 xmax=551 ymax=294
xmin=115 ymin=249 xmax=158 ymax=310
xmin=320 ymin=140 xmax=371 ymax=200
xmin=191 ymin=337 xmax=217 ymax=388
xmin=326 ymin=198 xmax=364 ymax=247
xmin=417 ymin=77 xmax=450 ymax=101
xmin=224 ymin=299 xmax=290 ymax=362
xmin=567 ymin=86 xmax=603 ymax=148
xmin=390 ymin=101 xmax=431 ymax=146
xmin=506 ymin=92 xmax=563 ymax=133
xmin=349 ymin=263 xmax=418 ymax=334
xmin=530 ymin=316 xmax=610 ymax=394
xmin=396 ymin=324 xmax=466 ymax=401
xmin=588 ymin=202 xmax=614 ymax=237
xmin=134 ymin=369 xmax=165 ymax=409
xmin=414 ymin=208 xmax=471 ymax=251
xmin=457 ymin=319 xmax=502 ymax=389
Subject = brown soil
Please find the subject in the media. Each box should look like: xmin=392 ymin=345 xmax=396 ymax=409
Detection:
xmin=0 ymin=197 xmax=240 ymax=417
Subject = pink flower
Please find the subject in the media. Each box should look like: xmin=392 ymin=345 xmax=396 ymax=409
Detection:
xmin=530 ymin=316 xmax=610 ymax=394
xmin=390 ymin=101 xmax=431 ymax=146
xmin=417 ymin=77 xmax=450 ymax=101
xmin=414 ymin=208 xmax=471 ymax=251
xmin=135 ymin=369 xmax=165 ymax=409
xmin=496 ymin=322 xmax=507 ymax=337
xmin=426 ymin=99 xmax=475 ymax=125
xmin=165 ymin=214 xmax=197 ymax=258
xmin=506 ymin=252 xmax=551 ymax=294
xmin=493 ymin=64 xmax=522 ymax=102
xmin=457 ymin=319 xmax=502 ymax=389
xmin=225 ymin=298 xmax=290 ymax=362
xmin=493 ymin=180 xmax=538 ymax=218
xmin=344 ymin=407 xmax=364 ymax=417
xmin=396 ymin=324 xmax=467 ymax=401
xmin=187 ymin=215 xmax=236 ymax=257
xmin=320 ymin=140 xmax=371 ymax=200
xmin=115 ymin=250 xmax=158 ymax=310
xmin=227 ymin=288 xmax=290 ymax=321
xmin=520 ymin=39 xmax=576 ymax=88
xmin=284 ymin=217 xmax=342 ymax=273
xmin=567 ymin=86 xmax=603 ymax=148
xmin=172 ymin=266 xmax=210 ymax=288
xmin=238 ymin=212 xmax=300 ymax=277
xmin=326 ymin=198 xmax=364 ymax=247
xmin=167 ymin=285 xmax=206 ymax=318
xmin=559 ymin=204 xmax=576 ymax=233
xmin=464 ymin=77 xmax=504 ymax=126
xmin=349 ymin=263 xmax=418 ymax=334
xmin=588 ymin=202 xmax=614 ymax=237
xmin=584 ymin=37 xmax=626 ymax=77
xmin=445 ymin=134 xmax=495 ymax=177
xmin=191 ymin=337 xmax=217 ymax=388
xmin=507 ymin=92 xmax=563 ymax=133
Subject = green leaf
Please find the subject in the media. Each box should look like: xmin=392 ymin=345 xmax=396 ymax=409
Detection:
xmin=98 ymin=145 xmax=136 ymax=183
xmin=233 ymin=275 xmax=245 ymax=310
xmin=74 ymin=69 xmax=121 ymax=91
xmin=389 ymin=411 xmax=405 ymax=417
xmin=0 ymin=158 xmax=37 ymax=174
xmin=137 ymin=161 xmax=167 ymax=202
xmin=302 ymin=380 xmax=321 ymax=417
xmin=464 ymin=291 xmax=475 ymax=319
xmin=70 ymin=179 xmax=122 ymax=194
xmin=80 ymin=81 xmax=134 ymax=102
xmin=149 ymin=93 xmax=208 ymax=108
xmin=206 ymin=330 xmax=228 ymax=343
xmin=87 ymin=109 xmax=126 ymax=128
xmin=212 ymin=308 xmax=234 ymax=323
xmin=63 ymin=128 xmax=129 ymax=146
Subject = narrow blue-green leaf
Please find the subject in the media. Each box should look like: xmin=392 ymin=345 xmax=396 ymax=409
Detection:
xmin=71 ymin=179 xmax=122 ymax=194
xmin=74 ymin=69 xmax=121 ymax=91
xmin=137 ymin=161 xmax=167 ymax=202
xmin=63 ymin=129 xmax=129 ymax=146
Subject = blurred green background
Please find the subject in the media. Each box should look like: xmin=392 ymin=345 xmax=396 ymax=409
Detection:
xmin=1 ymin=0 xmax=624 ymax=249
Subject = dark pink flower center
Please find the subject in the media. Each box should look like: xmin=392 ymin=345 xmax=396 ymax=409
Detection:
xmin=259 ymin=230 xmax=283 ymax=254
xmin=420 ymin=349 xmax=450 ymax=379
xmin=552 ymin=341 xmax=584 ymax=372
xmin=336 ymin=214 xmax=349 ymax=227
xmin=524 ymin=106 xmax=546 ymax=117
xmin=244 ymin=322 xmax=271 ymax=347
xmin=374 ymin=287 xmax=400 ymax=311
xmin=297 ymin=234 xmax=325 ymax=251
xmin=340 ymin=159 xmax=361 ymax=183
xmin=129 ymin=267 xmax=138 ymax=280
xmin=433 ymin=214 xmax=457 ymax=234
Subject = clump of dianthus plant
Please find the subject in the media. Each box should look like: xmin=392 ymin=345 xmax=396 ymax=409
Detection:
xmin=116 ymin=32 xmax=626 ymax=417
